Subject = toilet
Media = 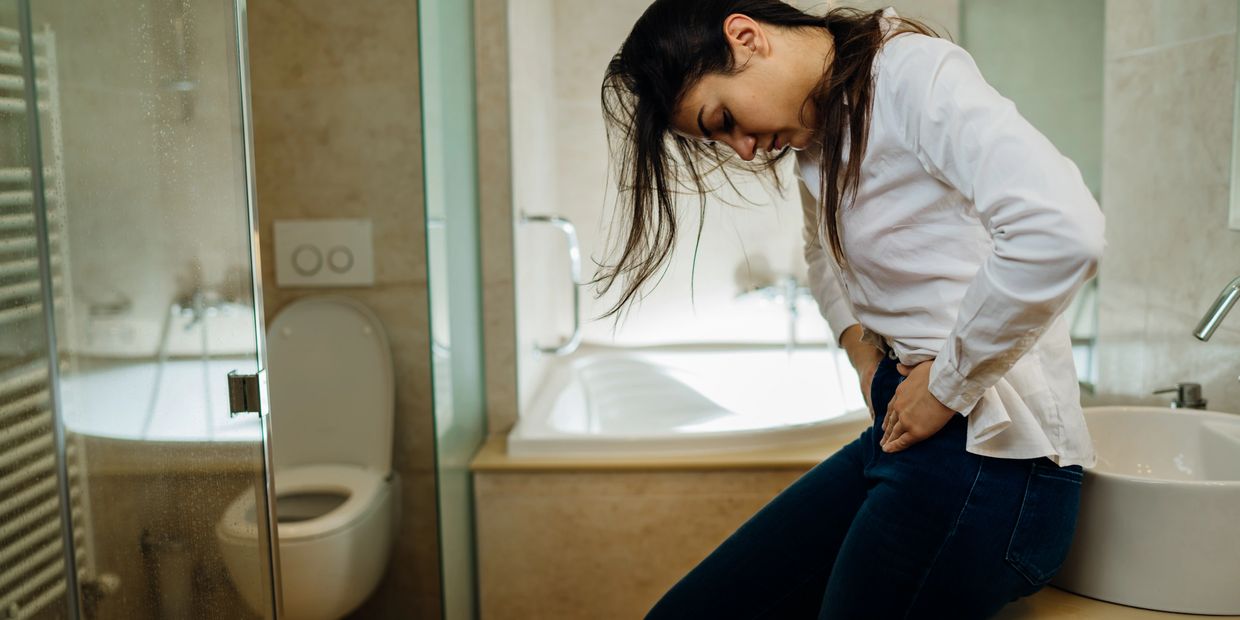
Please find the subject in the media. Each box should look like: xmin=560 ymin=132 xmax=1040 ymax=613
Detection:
xmin=217 ymin=296 xmax=398 ymax=620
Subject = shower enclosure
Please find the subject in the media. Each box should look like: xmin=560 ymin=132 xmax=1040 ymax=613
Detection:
xmin=0 ymin=0 xmax=279 ymax=618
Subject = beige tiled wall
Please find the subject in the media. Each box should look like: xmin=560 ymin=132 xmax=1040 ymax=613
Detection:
xmin=247 ymin=1 xmax=442 ymax=617
xmin=1096 ymin=0 xmax=1240 ymax=413
xmin=476 ymin=0 xmax=521 ymax=437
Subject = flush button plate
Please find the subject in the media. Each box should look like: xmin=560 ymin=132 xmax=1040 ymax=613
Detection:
xmin=274 ymin=219 xmax=375 ymax=287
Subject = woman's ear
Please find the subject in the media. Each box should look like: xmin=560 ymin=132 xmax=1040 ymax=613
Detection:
xmin=722 ymin=14 xmax=769 ymax=61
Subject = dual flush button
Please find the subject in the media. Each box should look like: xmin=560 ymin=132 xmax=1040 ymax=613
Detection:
xmin=274 ymin=219 xmax=374 ymax=287
xmin=292 ymin=244 xmax=355 ymax=276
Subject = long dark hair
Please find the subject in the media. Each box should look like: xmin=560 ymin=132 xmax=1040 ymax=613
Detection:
xmin=595 ymin=0 xmax=937 ymax=319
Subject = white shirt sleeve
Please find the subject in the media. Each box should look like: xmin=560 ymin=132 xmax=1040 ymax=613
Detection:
xmin=799 ymin=163 xmax=859 ymax=345
xmin=883 ymin=35 xmax=1106 ymax=414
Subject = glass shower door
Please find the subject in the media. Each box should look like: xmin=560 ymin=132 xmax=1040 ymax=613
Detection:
xmin=1 ymin=0 xmax=279 ymax=618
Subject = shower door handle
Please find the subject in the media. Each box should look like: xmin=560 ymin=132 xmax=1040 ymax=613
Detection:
xmin=520 ymin=214 xmax=582 ymax=355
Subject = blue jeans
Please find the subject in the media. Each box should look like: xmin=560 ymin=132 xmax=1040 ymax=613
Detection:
xmin=646 ymin=354 xmax=1084 ymax=619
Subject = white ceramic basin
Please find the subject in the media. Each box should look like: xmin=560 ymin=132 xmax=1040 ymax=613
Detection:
xmin=1052 ymin=406 xmax=1240 ymax=615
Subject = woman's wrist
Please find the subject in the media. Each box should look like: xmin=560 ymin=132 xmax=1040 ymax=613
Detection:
xmin=839 ymin=324 xmax=883 ymax=373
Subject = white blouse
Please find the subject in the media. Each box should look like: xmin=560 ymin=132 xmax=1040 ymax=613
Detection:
xmin=799 ymin=15 xmax=1103 ymax=467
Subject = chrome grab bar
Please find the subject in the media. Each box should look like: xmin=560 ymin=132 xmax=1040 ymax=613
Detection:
xmin=520 ymin=214 xmax=582 ymax=355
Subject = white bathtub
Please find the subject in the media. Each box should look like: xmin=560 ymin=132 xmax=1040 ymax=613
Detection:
xmin=60 ymin=358 xmax=262 ymax=442
xmin=508 ymin=345 xmax=869 ymax=457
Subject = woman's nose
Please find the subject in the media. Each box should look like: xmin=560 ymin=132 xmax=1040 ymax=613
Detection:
xmin=731 ymin=134 xmax=757 ymax=161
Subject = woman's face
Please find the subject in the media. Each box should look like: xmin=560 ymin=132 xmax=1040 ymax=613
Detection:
xmin=672 ymin=15 xmax=822 ymax=161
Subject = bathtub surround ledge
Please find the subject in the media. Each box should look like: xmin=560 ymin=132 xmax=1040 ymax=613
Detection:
xmin=471 ymin=420 xmax=867 ymax=472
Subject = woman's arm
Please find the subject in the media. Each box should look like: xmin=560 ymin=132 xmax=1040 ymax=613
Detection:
xmin=887 ymin=35 xmax=1105 ymax=417
xmin=800 ymin=167 xmax=863 ymax=348
xmin=800 ymin=167 xmax=883 ymax=416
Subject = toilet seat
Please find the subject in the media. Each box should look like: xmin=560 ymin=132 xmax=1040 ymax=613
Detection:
xmin=218 ymin=464 xmax=387 ymax=542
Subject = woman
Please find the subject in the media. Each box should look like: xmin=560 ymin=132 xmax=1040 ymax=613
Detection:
xmin=596 ymin=1 xmax=1104 ymax=618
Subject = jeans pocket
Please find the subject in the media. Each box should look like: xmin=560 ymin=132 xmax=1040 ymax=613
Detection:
xmin=1004 ymin=462 xmax=1084 ymax=587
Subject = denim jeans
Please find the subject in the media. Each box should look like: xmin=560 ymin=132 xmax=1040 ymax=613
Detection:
xmin=646 ymin=354 xmax=1085 ymax=619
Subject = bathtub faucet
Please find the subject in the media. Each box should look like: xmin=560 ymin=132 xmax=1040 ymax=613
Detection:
xmin=739 ymin=275 xmax=813 ymax=353
xmin=175 ymin=287 xmax=232 ymax=331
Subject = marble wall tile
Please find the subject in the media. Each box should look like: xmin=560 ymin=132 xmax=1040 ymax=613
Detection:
xmin=1107 ymin=0 xmax=1158 ymax=57
xmin=1155 ymin=0 xmax=1237 ymax=48
xmin=551 ymin=0 xmax=646 ymax=102
xmin=476 ymin=0 xmax=521 ymax=437
xmin=475 ymin=469 xmax=804 ymax=620
xmin=246 ymin=0 xmax=423 ymax=90
xmin=1110 ymin=0 xmax=1237 ymax=59
xmin=1098 ymin=1 xmax=1240 ymax=412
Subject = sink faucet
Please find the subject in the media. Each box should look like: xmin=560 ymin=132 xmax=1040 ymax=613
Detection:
xmin=1153 ymin=382 xmax=1208 ymax=409
xmin=1194 ymin=275 xmax=1240 ymax=340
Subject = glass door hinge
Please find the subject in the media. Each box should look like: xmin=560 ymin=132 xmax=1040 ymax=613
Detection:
xmin=227 ymin=370 xmax=266 ymax=417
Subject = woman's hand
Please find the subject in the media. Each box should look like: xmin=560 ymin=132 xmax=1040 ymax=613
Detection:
xmin=880 ymin=360 xmax=957 ymax=453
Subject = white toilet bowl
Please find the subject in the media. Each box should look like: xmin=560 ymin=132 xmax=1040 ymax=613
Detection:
xmin=216 ymin=296 xmax=398 ymax=620
xmin=217 ymin=465 xmax=398 ymax=620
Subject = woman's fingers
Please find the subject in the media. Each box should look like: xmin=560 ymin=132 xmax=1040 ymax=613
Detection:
xmin=881 ymin=410 xmax=897 ymax=444
xmin=881 ymin=419 xmax=902 ymax=448
xmin=883 ymin=431 xmax=912 ymax=453
xmin=881 ymin=419 xmax=922 ymax=453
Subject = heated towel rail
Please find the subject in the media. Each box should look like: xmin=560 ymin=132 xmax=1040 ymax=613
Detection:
xmin=0 ymin=20 xmax=92 ymax=620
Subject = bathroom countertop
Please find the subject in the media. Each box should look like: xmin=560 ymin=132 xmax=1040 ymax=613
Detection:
xmin=471 ymin=431 xmax=1239 ymax=619
xmin=994 ymin=585 xmax=1239 ymax=619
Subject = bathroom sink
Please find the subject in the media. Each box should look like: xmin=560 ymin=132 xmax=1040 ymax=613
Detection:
xmin=1052 ymin=406 xmax=1240 ymax=615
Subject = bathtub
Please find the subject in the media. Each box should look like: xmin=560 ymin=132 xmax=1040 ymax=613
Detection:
xmin=508 ymin=345 xmax=869 ymax=457
xmin=60 ymin=357 xmax=262 ymax=442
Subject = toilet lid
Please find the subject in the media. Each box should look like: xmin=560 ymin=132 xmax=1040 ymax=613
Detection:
xmin=266 ymin=296 xmax=394 ymax=472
